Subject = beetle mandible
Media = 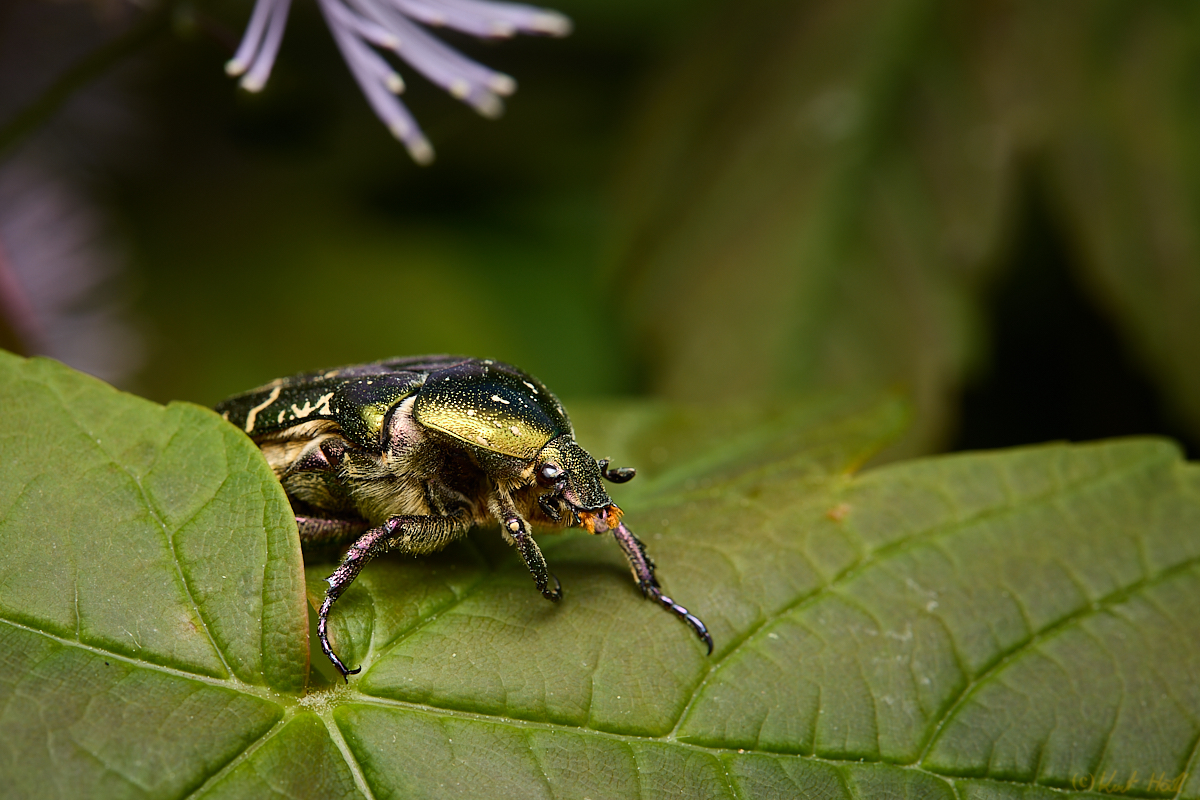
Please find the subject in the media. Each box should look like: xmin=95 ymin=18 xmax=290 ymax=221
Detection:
xmin=216 ymin=355 xmax=712 ymax=679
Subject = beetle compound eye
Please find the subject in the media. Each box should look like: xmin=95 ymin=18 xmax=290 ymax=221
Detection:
xmin=537 ymin=463 xmax=563 ymax=487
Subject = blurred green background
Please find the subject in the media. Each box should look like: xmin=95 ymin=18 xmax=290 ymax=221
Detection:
xmin=3 ymin=0 xmax=1200 ymax=458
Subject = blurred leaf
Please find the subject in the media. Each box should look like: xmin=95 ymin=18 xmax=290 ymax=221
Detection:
xmin=1033 ymin=2 xmax=1200 ymax=445
xmin=614 ymin=0 xmax=1200 ymax=453
xmin=613 ymin=0 xmax=1011 ymax=454
xmin=5 ymin=353 xmax=1200 ymax=798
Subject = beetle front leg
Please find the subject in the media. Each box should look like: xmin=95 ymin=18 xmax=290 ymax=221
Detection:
xmin=319 ymin=511 xmax=471 ymax=680
xmin=492 ymin=495 xmax=561 ymax=602
xmin=610 ymin=521 xmax=713 ymax=654
xmin=506 ymin=516 xmax=562 ymax=602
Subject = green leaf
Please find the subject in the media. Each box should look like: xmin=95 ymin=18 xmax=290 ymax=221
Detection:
xmin=4 ymin=353 xmax=1200 ymax=798
xmin=611 ymin=0 xmax=1005 ymax=453
xmin=611 ymin=0 xmax=1200 ymax=452
xmin=0 ymin=352 xmax=305 ymax=797
xmin=1035 ymin=2 xmax=1200 ymax=444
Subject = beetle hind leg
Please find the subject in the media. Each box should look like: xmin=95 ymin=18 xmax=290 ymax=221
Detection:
xmin=318 ymin=590 xmax=362 ymax=679
xmin=318 ymin=511 xmax=472 ymax=680
xmin=296 ymin=515 xmax=369 ymax=545
xmin=610 ymin=521 xmax=713 ymax=654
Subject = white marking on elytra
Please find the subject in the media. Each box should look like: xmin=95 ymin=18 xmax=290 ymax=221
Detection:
xmin=509 ymin=425 xmax=520 ymax=436
xmin=522 ymin=380 xmax=538 ymax=394
xmin=491 ymin=394 xmax=510 ymax=404
xmin=507 ymin=519 xmax=520 ymax=532
xmin=467 ymin=409 xmax=476 ymax=416
xmin=277 ymin=410 xmax=285 ymax=423
xmin=244 ymin=385 xmax=282 ymax=432
xmin=291 ymin=392 xmax=334 ymax=419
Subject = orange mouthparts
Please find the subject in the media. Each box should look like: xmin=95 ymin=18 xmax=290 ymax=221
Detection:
xmin=577 ymin=504 xmax=623 ymax=534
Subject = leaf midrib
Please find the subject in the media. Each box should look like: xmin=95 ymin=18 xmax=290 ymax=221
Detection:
xmin=0 ymin=618 xmax=279 ymax=702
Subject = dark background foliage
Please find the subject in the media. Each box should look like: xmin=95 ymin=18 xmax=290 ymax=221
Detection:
xmin=2 ymin=0 xmax=1198 ymax=459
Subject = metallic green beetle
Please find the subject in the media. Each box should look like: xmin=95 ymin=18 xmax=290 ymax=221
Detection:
xmin=216 ymin=355 xmax=712 ymax=679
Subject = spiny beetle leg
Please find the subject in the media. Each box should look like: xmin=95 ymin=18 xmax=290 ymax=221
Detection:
xmin=318 ymin=591 xmax=362 ymax=681
xmin=296 ymin=515 xmax=369 ymax=546
xmin=505 ymin=513 xmax=562 ymax=601
xmin=318 ymin=512 xmax=471 ymax=680
xmin=611 ymin=521 xmax=713 ymax=654
xmin=318 ymin=517 xmax=401 ymax=680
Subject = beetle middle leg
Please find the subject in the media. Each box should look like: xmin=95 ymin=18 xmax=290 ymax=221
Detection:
xmin=610 ymin=521 xmax=713 ymax=654
xmin=319 ymin=510 xmax=471 ymax=680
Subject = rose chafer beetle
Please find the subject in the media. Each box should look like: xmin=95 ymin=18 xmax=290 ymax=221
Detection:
xmin=216 ymin=355 xmax=712 ymax=679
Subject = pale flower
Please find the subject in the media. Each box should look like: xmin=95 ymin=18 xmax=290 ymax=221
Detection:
xmin=226 ymin=0 xmax=571 ymax=164
xmin=0 ymin=155 xmax=143 ymax=385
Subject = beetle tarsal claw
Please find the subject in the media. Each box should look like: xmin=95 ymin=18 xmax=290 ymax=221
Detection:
xmin=546 ymin=572 xmax=562 ymax=601
xmin=318 ymin=592 xmax=363 ymax=681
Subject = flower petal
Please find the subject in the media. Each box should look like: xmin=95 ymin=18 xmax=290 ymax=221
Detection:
xmin=240 ymin=0 xmax=293 ymax=92
xmin=320 ymin=0 xmax=434 ymax=163
xmin=229 ymin=0 xmax=570 ymax=161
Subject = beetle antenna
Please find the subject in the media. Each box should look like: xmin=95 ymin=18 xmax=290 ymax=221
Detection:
xmin=598 ymin=458 xmax=636 ymax=484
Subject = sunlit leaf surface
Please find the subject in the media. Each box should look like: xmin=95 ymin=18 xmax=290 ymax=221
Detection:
xmin=3 ymin=353 xmax=1199 ymax=799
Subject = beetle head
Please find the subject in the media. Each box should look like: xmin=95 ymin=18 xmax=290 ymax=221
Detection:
xmin=534 ymin=435 xmax=623 ymax=532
